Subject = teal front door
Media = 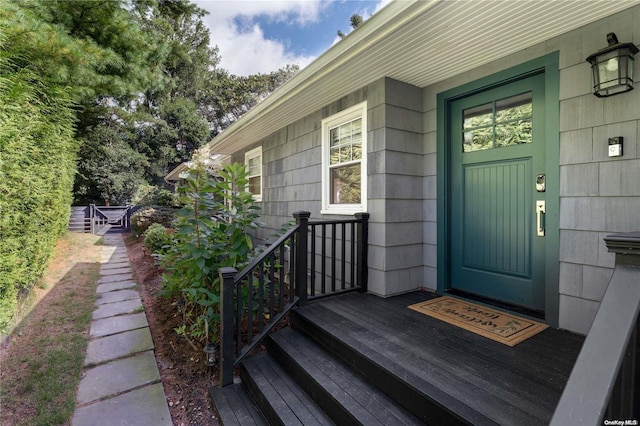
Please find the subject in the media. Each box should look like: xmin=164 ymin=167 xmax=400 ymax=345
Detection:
xmin=449 ymin=73 xmax=546 ymax=312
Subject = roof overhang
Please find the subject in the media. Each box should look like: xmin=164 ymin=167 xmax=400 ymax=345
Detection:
xmin=164 ymin=154 xmax=230 ymax=183
xmin=204 ymin=0 xmax=640 ymax=156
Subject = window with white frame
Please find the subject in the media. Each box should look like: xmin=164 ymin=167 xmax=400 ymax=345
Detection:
xmin=321 ymin=102 xmax=367 ymax=214
xmin=244 ymin=146 xmax=262 ymax=201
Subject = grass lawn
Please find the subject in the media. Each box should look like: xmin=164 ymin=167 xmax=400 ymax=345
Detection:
xmin=0 ymin=232 xmax=102 ymax=425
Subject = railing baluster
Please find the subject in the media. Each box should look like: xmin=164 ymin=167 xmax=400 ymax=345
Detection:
xmin=310 ymin=225 xmax=316 ymax=296
xmin=269 ymin=251 xmax=275 ymax=319
xmin=279 ymin=243 xmax=285 ymax=311
xmin=247 ymin=276 xmax=253 ymax=344
xmin=331 ymin=223 xmax=336 ymax=292
xmin=258 ymin=263 xmax=265 ymax=332
xmin=341 ymin=222 xmax=346 ymax=290
xmin=321 ymin=223 xmax=326 ymax=294
xmin=350 ymin=222 xmax=356 ymax=288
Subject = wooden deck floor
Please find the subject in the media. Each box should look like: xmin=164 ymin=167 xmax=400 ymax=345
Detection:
xmin=295 ymin=290 xmax=585 ymax=425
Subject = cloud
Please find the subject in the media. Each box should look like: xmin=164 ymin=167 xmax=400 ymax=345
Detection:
xmin=194 ymin=0 xmax=392 ymax=76
xmin=194 ymin=0 xmax=325 ymax=76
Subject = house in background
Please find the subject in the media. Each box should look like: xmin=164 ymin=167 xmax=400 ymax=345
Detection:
xmin=190 ymin=1 xmax=640 ymax=423
xmin=196 ymin=0 xmax=640 ymax=336
xmin=198 ymin=1 xmax=640 ymax=334
xmin=190 ymin=0 xmax=640 ymax=424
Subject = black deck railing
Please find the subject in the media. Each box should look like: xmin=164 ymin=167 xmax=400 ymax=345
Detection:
xmin=551 ymin=232 xmax=640 ymax=425
xmin=218 ymin=211 xmax=369 ymax=387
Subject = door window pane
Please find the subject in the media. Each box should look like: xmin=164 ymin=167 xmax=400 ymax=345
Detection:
xmin=463 ymin=103 xmax=494 ymax=152
xmin=463 ymin=92 xmax=532 ymax=152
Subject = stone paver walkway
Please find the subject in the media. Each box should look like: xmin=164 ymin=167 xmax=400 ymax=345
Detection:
xmin=72 ymin=233 xmax=172 ymax=426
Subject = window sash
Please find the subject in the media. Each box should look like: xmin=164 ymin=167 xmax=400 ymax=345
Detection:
xmin=321 ymin=102 xmax=367 ymax=214
xmin=244 ymin=147 xmax=262 ymax=201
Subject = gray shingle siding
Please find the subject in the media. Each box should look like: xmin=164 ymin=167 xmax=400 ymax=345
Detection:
xmin=226 ymin=5 xmax=640 ymax=334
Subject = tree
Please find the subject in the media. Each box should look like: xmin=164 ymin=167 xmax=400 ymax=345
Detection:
xmin=202 ymin=65 xmax=299 ymax=135
xmin=131 ymin=0 xmax=220 ymax=107
xmin=338 ymin=13 xmax=364 ymax=39
xmin=75 ymin=114 xmax=149 ymax=205
xmin=11 ymin=0 xmax=166 ymax=108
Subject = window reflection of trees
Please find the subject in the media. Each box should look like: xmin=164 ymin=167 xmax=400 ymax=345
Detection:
xmin=329 ymin=119 xmax=362 ymax=204
xmin=463 ymin=93 xmax=533 ymax=153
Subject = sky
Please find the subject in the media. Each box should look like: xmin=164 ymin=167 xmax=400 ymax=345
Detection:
xmin=193 ymin=0 xmax=392 ymax=76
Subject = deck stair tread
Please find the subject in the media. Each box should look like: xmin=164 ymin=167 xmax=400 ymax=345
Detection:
xmin=209 ymin=383 xmax=268 ymax=426
xmin=210 ymin=291 xmax=583 ymax=426
xmin=291 ymin=292 xmax=583 ymax=426
xmin=267 ymin=326 xmax=424 ymax=426
xmin=241 ymin=352 xmax=334 ymax=426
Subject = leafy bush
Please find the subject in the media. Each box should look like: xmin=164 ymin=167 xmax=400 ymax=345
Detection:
xmin=143 ymin=223 xmax=173 ymax=255
xmin=130 ymin=206 xmax=176 ymax=237
xmin=132 ymin=184 xmax=177 ymax=207
xmin=160 ymin=162 xmax=263 ymax=345
xmin=0 ymin=35 xmax=78 ymax=333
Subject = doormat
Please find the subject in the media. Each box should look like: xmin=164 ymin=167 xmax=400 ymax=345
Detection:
xmin=408 ymin=296 xmax=549 ymax=347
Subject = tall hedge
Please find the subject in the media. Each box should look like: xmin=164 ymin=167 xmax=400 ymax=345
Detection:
xmin=0 ymin=45 xmax=79 ymax=333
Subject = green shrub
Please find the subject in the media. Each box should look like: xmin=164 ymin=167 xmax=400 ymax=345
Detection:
xmin=130 ymin=206 xmax=176 ymax=237
xmin=132 ymin=184 xmax=177 ymax=207
xmin=0 ymin=35 xmax=78 ymax=333
xmin=160 ymin=163 xmax=263 ymax=345
xmin=143 ymin=223 xmax=173 ymax=255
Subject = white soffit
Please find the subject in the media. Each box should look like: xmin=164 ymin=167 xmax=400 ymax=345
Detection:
xmin=208 ymin=0 xmax=639 ymax=155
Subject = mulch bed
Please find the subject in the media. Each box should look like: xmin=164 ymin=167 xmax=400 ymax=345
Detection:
xmin=124 ymin=234 xmax=220 ymax=426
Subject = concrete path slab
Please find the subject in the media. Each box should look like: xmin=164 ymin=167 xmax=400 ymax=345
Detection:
xmin=75 ymin=231 xmax=170 ymax=425
xmin=101 ymin=251 xmax=128 ymax=258
xmin=96 ymin=280 xmax=136 ymax=293
xmin=85 ymin=328 xmax=153 ymax=366
xmin=101 ymin=258 xmax=130 ymax=265
xmin=72 ymin=383 xmax=171 ymax=426
xmin=102 ymin=242 xmax=125 ymax=248
xmin=97 ymin=273 xmax=133 ymax=284
xmin=92 ymin=298 xmax=142 ymax=320
xmin=101 ymin=261 xmax=130 ymax=270
xmin=76 ymin=351 xmax=160 ymax=404
xmin=101 ymin=251 xmax=129 ymax=259
xmin=100 ymin=267 xmax=131 ymax=276
xmin=90 ymin=312 xmax=148 ymax=338
xmin=95 ymin=289 xmax=139 ymax=305
xmin=102 ymin=249 xmax=129 ymax=258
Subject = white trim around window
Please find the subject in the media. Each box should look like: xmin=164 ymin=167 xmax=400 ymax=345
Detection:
xmin=321 ymin=102 xmax=367 ymax=215
xmin=244 ymin=146 xmax=262 ymax=202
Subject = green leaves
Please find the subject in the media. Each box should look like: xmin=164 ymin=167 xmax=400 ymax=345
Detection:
xmin=159 ymin=162 xmax=263 ymax=345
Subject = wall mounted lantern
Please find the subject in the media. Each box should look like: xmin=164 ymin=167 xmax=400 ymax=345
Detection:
xmin=586 ymin=33 xmax=639 ymax=98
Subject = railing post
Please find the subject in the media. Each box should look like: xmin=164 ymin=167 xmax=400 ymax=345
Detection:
xmin=219 ymin=267 xmax=237 ymax=387
xmin=355 ymin=212 xmax=369 ymax=293
xmin=293 ymin=211 xmax=310 ymax=307
xmin=89 ymin=204 xmax=95 ymax=234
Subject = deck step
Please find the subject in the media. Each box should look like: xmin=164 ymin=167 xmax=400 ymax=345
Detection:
xmin=241 ymin=352 xmax=334 ymax=426
xmin=209 ymin=383 xmax=267 ymax=426
xmin=290 ymin=306 xmax=495 ymax=426
xmin=267 ymin=327 xmax=424 ymax=426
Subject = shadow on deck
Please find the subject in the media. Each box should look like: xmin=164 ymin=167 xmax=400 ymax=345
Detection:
xmin=211 ymin=291 xmax=584 ymax=425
